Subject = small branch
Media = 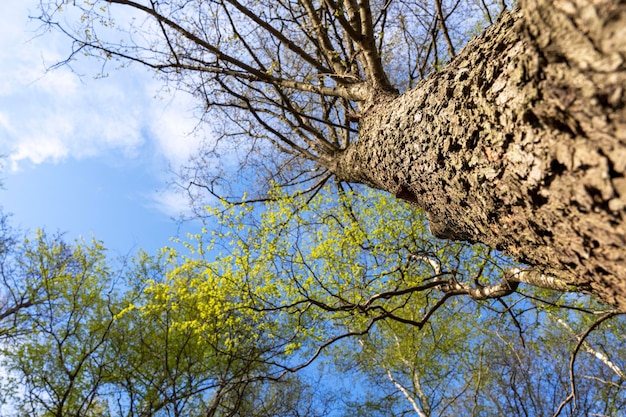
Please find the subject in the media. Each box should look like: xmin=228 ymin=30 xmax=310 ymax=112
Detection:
xmin=582 ymin=375 xmax=626 ymax=389
xmin=300 ymin=0 xmax=350 ymax=76
xmin=552 ymin=311 xmax=622 ymax=417
xmin=434 ymin=0 xmax=456 ymax=58
xmin=279 ymin=316 xmax=382 ymax=375
xmin=549 ymin=312 xmax=626 ymax=380
xmin=385 ymin=369 xmax=428 ymax=417
xmin=356 ymin=0 xmax=395 ymax=92
xmin=224 ymin=0 xmax=332 ymax=75
xmin=361 ymin=273 xmax=452 ymax=308
xmin=0 ymin=299 xmax=36 ymax=321
xmin=322 ymin=0 xmax=362 ymax=42
xmin=106 ymin=0 xmax=367 ymax=100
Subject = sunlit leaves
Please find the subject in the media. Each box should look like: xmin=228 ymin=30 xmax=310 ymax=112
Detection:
xmin=158 ymin=185 xmax=503 ymax=363
xmin=0 ymin=189 xmax=624 ymax=416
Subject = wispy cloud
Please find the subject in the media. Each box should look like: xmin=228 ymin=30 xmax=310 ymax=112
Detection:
xmin=147 ymin=187 xmax=196 ymax=219
xmin=148 ymin=89 xmax=203 ymax=169
xmin=0 ymin=3 xmax=202 ymax=176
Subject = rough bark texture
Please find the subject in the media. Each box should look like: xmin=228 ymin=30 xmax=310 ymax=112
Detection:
xmin=335 ymin=1 xmax=626 ymax=309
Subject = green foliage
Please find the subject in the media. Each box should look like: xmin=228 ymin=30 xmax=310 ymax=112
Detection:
xmin=0 ymin=224 xmax=331 ymax=416
xmin=0 ymin=231 xmax=118 ymax=417
xmin=0 ymin=188 xmax=624 ymax=416
xmin=104 ymin=246 xmax=286 ymax=417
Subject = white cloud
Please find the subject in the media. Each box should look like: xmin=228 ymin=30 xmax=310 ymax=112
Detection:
xmin=0 ymin=2 xmax=204 ymax=175
xmin=148 ymin=187 xmax=195 ymax=219
xmin=1 ymin=71 xmax=147 ymax=170
xmin=0 ymin=2 xmax=216 ymax=221
xmin=10 ymin=135 xmax=68 ymax=168
xmin=149 ymin=90 xmax=202 ymax=168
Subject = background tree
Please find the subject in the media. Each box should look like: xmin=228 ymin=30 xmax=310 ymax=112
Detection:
xmin=105 ymin=247 xmax=320 ymax=417
xmin=0 ymin=229 xmax=335 ymax=417
xmin=38 ymin=0 xmax=626 ymax=309
xmin=0 ymin=210 xmax=22 ymax=338
xmin=0 ymin=232 xmax=119 ymax=417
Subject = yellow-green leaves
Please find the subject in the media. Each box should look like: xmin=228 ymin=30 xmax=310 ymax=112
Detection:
xmin=148 ymin=185 xmax=481 ymax=364
xmin=1 ymin=188 xmax=624 ymax=416
xmin=1 ymin=232 xmax=118 ymax=417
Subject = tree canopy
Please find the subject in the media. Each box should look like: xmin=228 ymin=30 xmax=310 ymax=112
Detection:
xmin=9 ymin=0 xmax=626 ymax=414
xmin=36 ymin=0 xmax=626 ymax=309
xmin=41 ymin=0 xmax=491 ymax=193
xmin=0 ymin=190 xmax=625 ymax=415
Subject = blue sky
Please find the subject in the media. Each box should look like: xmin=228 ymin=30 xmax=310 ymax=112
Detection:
xmin=0 ymin=2 xmax=206 ymax=255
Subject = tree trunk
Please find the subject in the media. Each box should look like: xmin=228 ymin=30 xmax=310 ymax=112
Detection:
xmin=334 ymin=1 xmax=626 ymax=310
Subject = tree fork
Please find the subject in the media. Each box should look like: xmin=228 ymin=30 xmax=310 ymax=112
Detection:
xmin=333 ymin=1 xmax=626 ymax=309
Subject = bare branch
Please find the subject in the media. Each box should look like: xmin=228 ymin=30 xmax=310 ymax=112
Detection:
xmin=434 ymin=0 xmax=456 ymax=58
xmin=551 ymin=311 xmax=623 ymax=417
xmin=549 ymin=312 xmax=626 ymax=381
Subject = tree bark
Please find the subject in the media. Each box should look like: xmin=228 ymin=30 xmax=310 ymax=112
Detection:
xmin=333 ymin=1 xmax=626 ymax=310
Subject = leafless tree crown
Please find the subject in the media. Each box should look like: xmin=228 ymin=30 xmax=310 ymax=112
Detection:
xmin=39 ymin=0 xmax=506 ymax=196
